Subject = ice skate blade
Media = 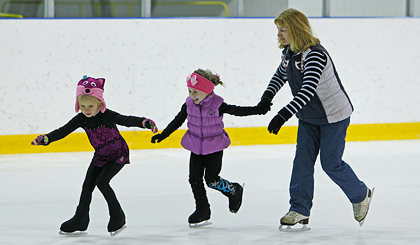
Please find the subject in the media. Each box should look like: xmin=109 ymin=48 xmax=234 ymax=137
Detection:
xmin=59 ymin=231 xmax=88 ymax=236
xmin=189 ymin=220 xmax=212 ymax=228
xmin=359 ymin=187 xmax=375 ymax=227
xmin=110 ymin=225 xmax=127 ymax=237
xmin=279 ymin=224 xmax=311 ymax=232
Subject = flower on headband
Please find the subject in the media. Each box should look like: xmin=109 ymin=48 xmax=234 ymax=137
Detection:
xmin=187 ymin=74 xmax=198 ymax=85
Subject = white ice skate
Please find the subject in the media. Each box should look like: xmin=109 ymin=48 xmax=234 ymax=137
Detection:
xmin=278 ymin=211 xmax=311 ymax=232
xmin=353 ymin=187 xmax=375 ymax=227
xmin=110 ymin=225 xmax=127 ymax=237
xmin=59 ymin=230 xmax=88 ymax=236
xmin=189 ymin=220 xmax=212 ymax=228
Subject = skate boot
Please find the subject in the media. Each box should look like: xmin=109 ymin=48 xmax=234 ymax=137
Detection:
xmin=228 ymin=183 xmax=244 ymax=213
xmin=208 ymin=178 xmax=244 ymax=213
xmin=353 ymin=187 xmax=374 ymax=226
xmin=279 ymin=211 xmax=311 ymax=232
xmin=60 ymin=212 xmax=89 ymax=234
xmin=188 ymin=205 xmax=211 ymax=227
xmin=108 ymin=210 xmax=126 ymax=236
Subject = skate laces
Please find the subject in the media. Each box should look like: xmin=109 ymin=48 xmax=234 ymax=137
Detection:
xmin=283 ymin=211 xmax=307 ymax=222
xmin=353 ymin=199 xmax=368 ymax=212
xmin=352 ymin=190 xmax=369 ymax=219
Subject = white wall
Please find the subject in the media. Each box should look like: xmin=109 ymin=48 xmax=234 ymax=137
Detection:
xmin=1 ymin=17 xmax=419 ymax=135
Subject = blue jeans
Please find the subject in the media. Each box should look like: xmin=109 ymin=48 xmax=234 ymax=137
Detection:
xmin=289 ymin=117 xmax=367 ymax=216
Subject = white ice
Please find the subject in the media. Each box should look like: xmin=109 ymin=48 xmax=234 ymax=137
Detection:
xmin=1 ymin=140 xmax=419 ymax=244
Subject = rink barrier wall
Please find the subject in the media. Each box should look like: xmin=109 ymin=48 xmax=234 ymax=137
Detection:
xmin=1 ymin=122 xmax=419 ymax=154
xmin=2 ymin=18 xmax=420 ymax=136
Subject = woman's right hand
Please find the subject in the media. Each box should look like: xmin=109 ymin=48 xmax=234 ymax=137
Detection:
xmin=257 ymin=98 xmax=272 ymax=115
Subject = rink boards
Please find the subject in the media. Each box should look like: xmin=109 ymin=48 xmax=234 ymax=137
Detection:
xmin=1 ymin=122 xmax=419 ymax=154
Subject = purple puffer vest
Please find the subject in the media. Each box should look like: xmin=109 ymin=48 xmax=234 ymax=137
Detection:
xmin=181 ymin=92 xmax=231 ymax=155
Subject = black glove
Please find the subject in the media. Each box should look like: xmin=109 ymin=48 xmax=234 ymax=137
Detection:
xmin=151 ymin=133 xmax=166 ymax=143
xmin=257 ymin=97 xmax=272 ymax=115
xmin=268 ymin=108 xmax=293 ymax=135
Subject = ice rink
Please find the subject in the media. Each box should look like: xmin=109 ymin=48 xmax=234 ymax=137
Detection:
xmin=1 ymin=140 xmax=419 ymax=244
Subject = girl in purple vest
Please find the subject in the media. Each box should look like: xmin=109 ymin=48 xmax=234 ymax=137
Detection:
xmin=151 ymin=69 xmax=265 ymax=226
xmin=31 ymin=76 xmax=158 ymax=236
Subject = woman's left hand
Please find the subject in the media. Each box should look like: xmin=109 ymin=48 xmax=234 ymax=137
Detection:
xmin=268 ymin=114 xmax=286 ymax=135
xmin=268 ymin=108 xmax=292 ymax=135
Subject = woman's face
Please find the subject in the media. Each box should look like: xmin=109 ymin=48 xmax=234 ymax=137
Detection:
xmin=277 ymin=25 xmax=290 ymax=46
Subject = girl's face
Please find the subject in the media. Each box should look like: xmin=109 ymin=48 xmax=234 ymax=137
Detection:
xmin=188 ymin=88 xmax=209 ymax=105
xmin=277 ymin=25 xmax=290 ymax=46
xmin=78 ymin=96 xmax=101 ymax=117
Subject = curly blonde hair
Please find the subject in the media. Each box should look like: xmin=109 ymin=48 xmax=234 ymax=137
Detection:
xmin=274 ymin=8 xmax=320 ymax=52
xmin=194 ymin=69 xmax=224 ymax=86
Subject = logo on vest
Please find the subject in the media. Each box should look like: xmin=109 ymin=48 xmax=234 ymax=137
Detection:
xmin=208 ymin=108 xmax=216 ymax=116
xmin=281 ymin=54 xmax=289 ymax=69
xmin=295 ymin=60 xmax=304 ymax=73
xmin=295 ymin=53 xmax=305 ymax=73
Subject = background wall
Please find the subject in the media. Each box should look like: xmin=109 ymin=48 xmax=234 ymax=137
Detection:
xmin=1 ymin=17 xmax=420 ymax=137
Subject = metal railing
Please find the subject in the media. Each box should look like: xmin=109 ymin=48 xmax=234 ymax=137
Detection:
xmin=0 ymin=12 xmax=23 ymax=18
xmin=1 ymin=0 xmax=228 ymax=18
xmin=153 ymin=1 xmax=229 ymax=17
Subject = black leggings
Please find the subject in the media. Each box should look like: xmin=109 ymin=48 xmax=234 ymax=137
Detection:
xmin=77 ymin=161 xmax=124 ymax=216
xmin=189 ymin=151 xmax=223 ymax=185
xmin=189 ymin=150 xmax=235 ymax=208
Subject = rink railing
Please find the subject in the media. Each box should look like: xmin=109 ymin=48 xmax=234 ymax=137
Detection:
xmin=1 ymin=122 xmax=419 ymax=154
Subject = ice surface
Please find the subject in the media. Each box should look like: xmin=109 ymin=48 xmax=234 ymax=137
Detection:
xmin=1 ymin=140 xmax=420 ymax=244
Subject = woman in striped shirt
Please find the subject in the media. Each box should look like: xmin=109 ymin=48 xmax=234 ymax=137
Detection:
xmin=257 ymin=9 xmax=373 ymax=229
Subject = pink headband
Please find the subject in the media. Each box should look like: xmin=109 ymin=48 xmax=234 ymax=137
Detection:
xmin=186 ymin=73 xmax=215 ymax=94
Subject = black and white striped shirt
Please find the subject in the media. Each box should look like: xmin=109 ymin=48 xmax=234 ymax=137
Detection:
xmin=267 ymin=50 xmax=327 ymax=116
xmin=263 ymin=44 xmax=353 ymax=124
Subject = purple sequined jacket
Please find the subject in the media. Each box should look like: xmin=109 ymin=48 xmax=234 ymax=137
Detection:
xmin=46 ymin=109 xmax=146 ymax=167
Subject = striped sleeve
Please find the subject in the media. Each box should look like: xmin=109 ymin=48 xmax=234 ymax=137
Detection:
xmin=262 ymin=58 xmax=288 ymax=100
xmin=282 ymin=50 xmax=327 ymax=117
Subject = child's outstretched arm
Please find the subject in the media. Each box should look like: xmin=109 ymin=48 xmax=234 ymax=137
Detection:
xmin=107 ymin=109 xmax=158 ymax=133
xmin=220 ymin=102 xmax=265 ymax=117
xmin=30 ymin=114 xmax=82 ymax=146
xmin=151 ymin=103 xmax=187 ymax=143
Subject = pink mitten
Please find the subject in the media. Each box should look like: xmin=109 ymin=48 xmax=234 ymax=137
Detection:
xmin=142 ymin=119 xmax=158 ymax=134
xmin=31 ymin=135 xmax=49 ymax=145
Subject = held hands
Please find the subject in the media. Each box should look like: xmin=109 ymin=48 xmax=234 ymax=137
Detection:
xmin=31 ymin=135 xmax=49 ymax=145
xmin=142 ymin=119 xmax=158 ymax=134
xmin=257 ymin=97 xmax=272 ymax=115
xmin=268 ymin=108 xmax=293 ymax=135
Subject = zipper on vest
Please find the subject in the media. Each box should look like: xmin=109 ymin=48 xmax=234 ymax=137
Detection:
xmin=199 ymin=104 xmax=204 ymax=155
